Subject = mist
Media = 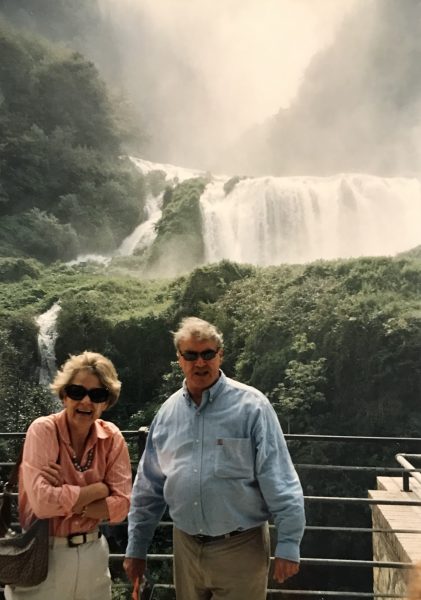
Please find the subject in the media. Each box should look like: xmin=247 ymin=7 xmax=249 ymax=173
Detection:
xmin=2 ymin=0 xmax=419 ymax=177
xmin=97 ymin=0 xmax=359 ymax=170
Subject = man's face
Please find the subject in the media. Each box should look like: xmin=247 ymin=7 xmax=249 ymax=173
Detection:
xmin=177 ymin=337 xmax=223 ymax=402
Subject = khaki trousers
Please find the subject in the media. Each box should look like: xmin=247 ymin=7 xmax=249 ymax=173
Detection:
xmin=173 ymin=524 xmax=270 ymax=600
xmin=5 ymin=534 xmax=111 ymax=600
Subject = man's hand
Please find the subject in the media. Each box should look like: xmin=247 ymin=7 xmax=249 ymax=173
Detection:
xmin=123 ymin=557 xmax=146 ymax=584
xmin=272 ymin=557 xmax=299 ymax=583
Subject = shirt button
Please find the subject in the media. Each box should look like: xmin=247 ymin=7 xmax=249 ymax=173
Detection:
xmin=194 ymin=469 xmax=198 ymax=473
xmin=196 ymin=439 xmax=199 ymax=443
xmin=194 ymin=501 xmax=198 ymax=506
xmin=199 ymin=529 xmax=203 ymax=533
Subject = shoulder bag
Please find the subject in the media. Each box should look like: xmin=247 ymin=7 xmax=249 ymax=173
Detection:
xmin=0 ymin=422 xmax=59 ymax=587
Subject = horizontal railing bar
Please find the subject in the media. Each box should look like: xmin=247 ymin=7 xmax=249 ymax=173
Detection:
xmin=6 ymin=520 xmax=420 ymax=536
xmin=0 ymin=461 xmax=419 ymax=475
xmin=304 ymin=495 xmax=421 ymax=506
xmin=284 ymin=434 xmax=421 ymax=443
xmin=156 ymin=521 xmax=421 ymax=534
xmin=109 ymin=554 xmax=412 ymax=569
xmin=111 ymin=583 xmax=405 ymax=599
xmin=266 ymin=592 xmax=405 ymax=598
xmin=2 ymin=494 xmax=420 ymax=507
xmin=1 ymin=431 xmax=421 ymax=444
xmin=296 ymin=464 xmax=421 ymax=473
xmin=305 ymin=525 xmax=421 ymax=534
xmin=301 ymin=558 xmax=411 ymax=569
xmin=0 ymin=462 xmax=418 ymax=473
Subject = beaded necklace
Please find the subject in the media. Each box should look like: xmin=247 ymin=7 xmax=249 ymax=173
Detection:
xmin=71 ymin=447 xmax=94 ymax=472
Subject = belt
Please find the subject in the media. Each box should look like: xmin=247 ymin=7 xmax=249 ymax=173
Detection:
xmin=51 ymin=529 xmax=102 ymax=548
xmin=191 ymin=530 xmax=244 ymax=543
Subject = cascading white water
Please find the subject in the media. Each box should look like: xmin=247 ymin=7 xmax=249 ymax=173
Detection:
xmin=68 ymin=157 xmax=204 ymax=265
xmin=129 ymin=157 xmax=206 ymax=183
xmin=114 ymin=157 xmax=207 ymax=256
xmin=117 ymin=193 xmax=162 ymax=256
xmin=36 ymin=302 xmax=61 ymax=387
xmin=200 ymin=173 xmax=421 ymax=265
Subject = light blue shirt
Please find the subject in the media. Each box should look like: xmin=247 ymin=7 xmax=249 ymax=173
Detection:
xmin=126 ymin=371 xmax=305 ymax=562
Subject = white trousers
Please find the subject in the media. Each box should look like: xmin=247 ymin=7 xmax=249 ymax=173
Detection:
xmin=5 ymin=534 xmax=111 ymax=600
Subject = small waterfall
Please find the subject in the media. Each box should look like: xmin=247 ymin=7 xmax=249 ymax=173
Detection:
xmin=67 ymin=157 xmax=205 ymax=265
xmin=115 ymin=157 xmax=207 ymax=256
xmin=200 ymin=173 xmax=421 ymax=265
xmin=116 ymin=193 xmax=162 ymax=256
xmin=36 ymin=302 xmax=61 ymax=387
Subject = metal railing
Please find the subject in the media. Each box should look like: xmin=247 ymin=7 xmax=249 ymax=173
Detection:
xmin=0 ymin=430 xmax=420 ymax=599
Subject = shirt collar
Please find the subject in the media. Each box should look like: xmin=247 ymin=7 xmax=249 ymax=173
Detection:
xmin=54 ymin=409 xmax=110 ymax=446
xmin=182 ymin=369 xmax=226 ymax=406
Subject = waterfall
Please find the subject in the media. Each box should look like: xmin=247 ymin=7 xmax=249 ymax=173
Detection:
xmin=36 ymin=302 xmax=61 ymax=387
xmin=200 ymin=173 xmax=421 ymax=265
xmin=114 ymin=157 xmax=207 ymax=256
xmin=68 ymin=157 xmax=205 ymax=265
xmin=116 ymin=193 xmax=162 ymax=256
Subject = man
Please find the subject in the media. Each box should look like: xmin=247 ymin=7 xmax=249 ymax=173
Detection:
xmin=124 ymin=317 xmax=305 ymax=600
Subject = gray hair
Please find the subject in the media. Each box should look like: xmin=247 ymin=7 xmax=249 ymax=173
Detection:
xmin=50 ymin=351 xmax=121 ymax=409
xmin=173 ymin=317 xmax=224 ymax=350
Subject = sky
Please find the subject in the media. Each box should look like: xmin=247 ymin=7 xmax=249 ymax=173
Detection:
xmin=100 ymin=0 xmax=361 ymax=167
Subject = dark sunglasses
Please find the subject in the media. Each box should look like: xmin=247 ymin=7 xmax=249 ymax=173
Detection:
xmin=179 ymin=349 xmax=219 ymax=361
xmin=64 ymin=384 xmax=109 ymax=404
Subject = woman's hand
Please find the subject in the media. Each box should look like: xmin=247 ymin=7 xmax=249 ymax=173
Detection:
xmin=72 ymin=482 xmax=110 ymax=515
xmin=41 ymin=462 xmax=64 ymax=487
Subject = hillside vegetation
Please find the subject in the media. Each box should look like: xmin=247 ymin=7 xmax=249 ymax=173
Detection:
xmin=0 ymin=22 xmax=146 ymax=262
xmin=1 ymin=255 xmax=421 ymax=438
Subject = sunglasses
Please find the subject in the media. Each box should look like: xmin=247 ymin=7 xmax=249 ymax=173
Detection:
xmin=179 ymin=349 xmax=219 ymax=361
xmin=64 ymin=384 xmax=109 ymax=404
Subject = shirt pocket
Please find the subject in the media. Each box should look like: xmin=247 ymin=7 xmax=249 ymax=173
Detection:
xmin=214 ymin=437 xmax=254 ymax=479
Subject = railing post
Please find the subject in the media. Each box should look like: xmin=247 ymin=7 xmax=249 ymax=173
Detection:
xmin=403 ymin=470 xmax=410 ymax=492
xmin=137 ymin=426 xmax=149 ymax=460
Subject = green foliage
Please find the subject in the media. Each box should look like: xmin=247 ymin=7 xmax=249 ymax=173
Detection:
xmin=144 ymin=178 xmax=207 ymax=277
xmin=1 ymin=254 xmax=421 ymax=596
xmin=0 ymin=22 xmax=146 ymax=262
xmin=0 ymin=208 xmax=79 ymax=262
xmin=33 ymin=52 xmax=119 ymax=152
xmin=0 ymin=312 xmax=57 ymax=441
xmin=2 ymin=254 xmax=420 ymax=437
xmin=0 ymin=257 xmax=42 ymax=282
xmin=270 ymin=334 xmax=328 ymax=433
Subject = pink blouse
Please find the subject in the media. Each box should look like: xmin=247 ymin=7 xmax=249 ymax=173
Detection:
xmin=19 ymin=410 xmax=132 ymax=536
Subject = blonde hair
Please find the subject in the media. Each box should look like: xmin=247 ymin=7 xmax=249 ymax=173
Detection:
xmin=173 ymin=317 xmax=223 ymax=350
xmin=50 ymin=351 xmax=121 ymax=409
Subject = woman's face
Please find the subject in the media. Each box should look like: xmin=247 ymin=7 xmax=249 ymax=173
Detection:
xmin=63 ymin=370 xmax=108 ymax=433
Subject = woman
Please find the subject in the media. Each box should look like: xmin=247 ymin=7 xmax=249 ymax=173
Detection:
xmin=5 ymin=351 xmax=132 ymax=600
